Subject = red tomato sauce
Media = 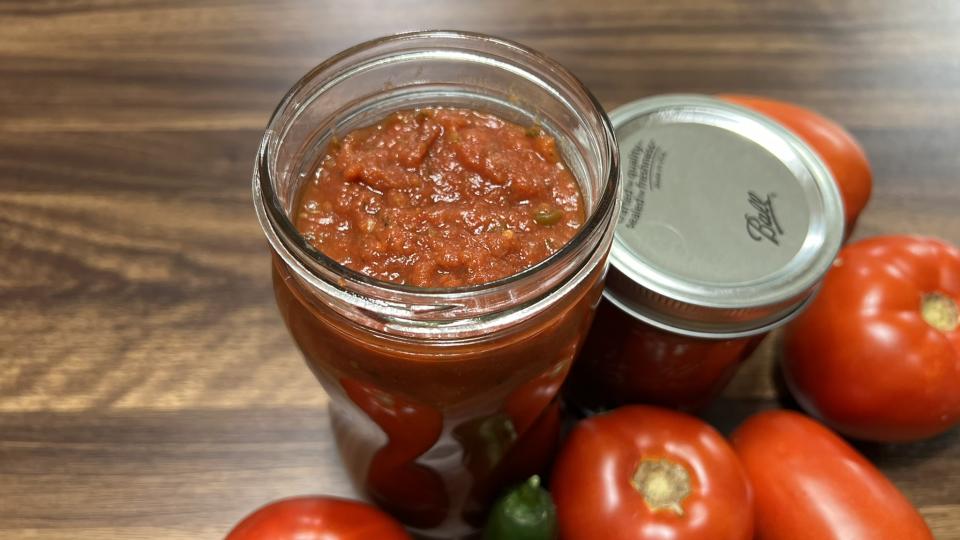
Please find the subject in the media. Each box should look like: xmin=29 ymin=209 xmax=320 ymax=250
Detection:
xmin=295 ymin=107 xmax=585 ymax=288
xmin=567 ymin=298 xmax=765 ymax=412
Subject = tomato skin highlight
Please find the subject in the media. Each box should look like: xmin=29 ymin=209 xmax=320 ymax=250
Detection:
xmin=225 ymin=496 xmax=412 ymax=540
xmin=731 ymin=410 xmax=934 ymax=540
xmin=783 ymin=235 xmax=960 ymax=442
xmin=551 ymin=405 xmax=753 ymax=540
xmin=719 ymin=94 xmax=872 ymax=238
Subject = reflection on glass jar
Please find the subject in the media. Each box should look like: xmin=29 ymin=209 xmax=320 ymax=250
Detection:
xmin=338 ymin=376 xmax=448 ymax=528
xmin=254 ymin=32 xmax=619 ymax=539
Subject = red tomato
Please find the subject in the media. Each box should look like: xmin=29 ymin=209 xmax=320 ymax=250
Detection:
xmin=731 ymin=410 xmax=933 ymax=540
xmin=783 ymin=235 xmax=960 ymax=441
xmin=225 ymin=496 xmax=412 ymax=540
xmin=719 ymin=94 xmax=872 ymax=238
xmin=551 ymin=405 xmax=753 ymax=540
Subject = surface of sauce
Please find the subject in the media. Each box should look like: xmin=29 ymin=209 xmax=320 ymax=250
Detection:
xmin=295 ymin=107 xmax=585 ymax=288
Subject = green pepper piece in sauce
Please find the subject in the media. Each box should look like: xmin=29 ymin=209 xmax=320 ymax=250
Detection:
xmin=533 ymin=208 xmax=563 ymax=226
xmin=482 ymin=475 xmax=558 ymax=540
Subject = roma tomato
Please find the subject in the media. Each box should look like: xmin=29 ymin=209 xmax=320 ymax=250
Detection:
xmin=226 ymin=496 xmax=412 ymax=540
xmin=719 ymin=94 xmax=872 ymax=237
xmin=551 ymin=406 xmax=753 ymax=540
xmin=783 ymin=235 xmax=960 ymax=441
xmin=731 ymin=410 xmax=933 ymax=540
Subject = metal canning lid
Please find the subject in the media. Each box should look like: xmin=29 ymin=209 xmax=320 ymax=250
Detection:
xmin=605 ymin=94 xmax=845 ymax=338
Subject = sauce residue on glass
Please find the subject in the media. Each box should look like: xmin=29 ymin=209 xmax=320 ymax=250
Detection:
xmin=295 ymin=107 xmax=585 ymax=288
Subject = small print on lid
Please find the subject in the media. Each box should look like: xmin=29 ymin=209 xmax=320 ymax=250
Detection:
xmin=605 ymin=94 xmax=845 ymax=338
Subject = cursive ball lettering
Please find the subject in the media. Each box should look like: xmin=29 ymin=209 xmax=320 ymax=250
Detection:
xmin=744 ymin=191 xmax=783 ymax=246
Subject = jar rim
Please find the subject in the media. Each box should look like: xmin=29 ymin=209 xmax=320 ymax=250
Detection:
xmin=253 ymin=30 xmax=619 ymax=303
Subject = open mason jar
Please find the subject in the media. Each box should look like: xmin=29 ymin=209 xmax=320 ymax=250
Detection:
xmin=252 ymin=31 xmax=619 ymax=539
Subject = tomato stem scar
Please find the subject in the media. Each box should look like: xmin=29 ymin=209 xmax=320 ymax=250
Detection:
xmin=630 ymin=458 xmax=692 ymax=516
xmin=921 ymin=292 xmax=959 ymax=333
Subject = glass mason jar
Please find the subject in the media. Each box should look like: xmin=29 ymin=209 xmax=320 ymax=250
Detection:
xmin=252 ymin=31 xmax=619 ymax=539
xmin=569 ymin=296 xmax=768 ymax=411
xmin=565 ymin=95 xmax=845 ymax=413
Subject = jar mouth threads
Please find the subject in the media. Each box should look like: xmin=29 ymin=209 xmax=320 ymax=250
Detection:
xmin=603 ymin=94 xmax=845 ymax=338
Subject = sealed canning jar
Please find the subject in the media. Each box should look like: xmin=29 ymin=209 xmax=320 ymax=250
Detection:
xmin=252 ymin=32 xmax=619 ymax=539
xmin=566 ymin=95 xmax=844 ymax=412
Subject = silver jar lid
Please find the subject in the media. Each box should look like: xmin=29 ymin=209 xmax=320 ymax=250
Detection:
xmin=605 ymin=94 xmax=844 ymax=338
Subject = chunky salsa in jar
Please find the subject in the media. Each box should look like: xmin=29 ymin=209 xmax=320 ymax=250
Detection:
xmin=256 ymin=33 xmax=619 ymax=539
xmin=570 ymin=298 xmax=766 ymax=411
xmin=295 ymin=107 xmax=585 ymax=288
xmin=273 ymin=106 xmax=604 ymax=537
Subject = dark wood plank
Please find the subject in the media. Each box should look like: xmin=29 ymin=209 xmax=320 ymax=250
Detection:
xmin=2 ymin=1 xmax=958 ymax=538
xmin=0 ymin=408 xmax=353 ymax=539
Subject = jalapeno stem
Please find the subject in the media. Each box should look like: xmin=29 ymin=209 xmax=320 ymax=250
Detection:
xmin=516 ymin=475 xmax=543 ymax=506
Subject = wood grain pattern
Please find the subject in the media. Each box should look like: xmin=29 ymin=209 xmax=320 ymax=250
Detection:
xmin=1 ymin=1 xmax=958 ymax=538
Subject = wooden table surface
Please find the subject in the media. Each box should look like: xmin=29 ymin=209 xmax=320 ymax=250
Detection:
xmin=2 ymin=1 xmax=959 ymax=538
